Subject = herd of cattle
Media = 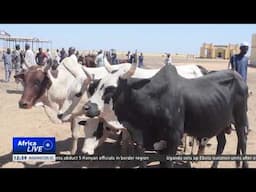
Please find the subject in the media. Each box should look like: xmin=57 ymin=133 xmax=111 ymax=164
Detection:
xmin=13 ymin=54 xmax=249 ymax=168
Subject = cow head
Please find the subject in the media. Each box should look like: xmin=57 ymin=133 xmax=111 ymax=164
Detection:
xmin=14 ymin=65 xmax=53 ymax=109
xmin=56 ymin=66 xmax=93 ymax=121
xmin=83 ymin=61 xmax=137 ymax=118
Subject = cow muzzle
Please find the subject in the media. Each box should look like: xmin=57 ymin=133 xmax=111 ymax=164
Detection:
xmin=57 ymin=113 xmax=63 ymax=120
xmin=83 ymin=101 xmax=100 ymax=118
xmin=19 ymin=101 xmax=32 ymax=109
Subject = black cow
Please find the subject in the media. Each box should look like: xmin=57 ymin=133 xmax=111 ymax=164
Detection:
xmin=83 ymin=64 xmax=249 ymax=168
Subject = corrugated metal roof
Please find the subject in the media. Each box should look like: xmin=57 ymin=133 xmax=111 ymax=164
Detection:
xmin=0 ymin=30 xmax=50 ymax=42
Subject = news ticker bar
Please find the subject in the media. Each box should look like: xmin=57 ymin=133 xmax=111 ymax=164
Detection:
xmin=12 ymin=154 xmax=256 ymax=162
xmin=54 ymin=155 xmax=256 ymax=162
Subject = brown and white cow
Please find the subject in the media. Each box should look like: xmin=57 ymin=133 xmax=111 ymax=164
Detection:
xmin=14 ymin=57 xmax=95 ymax=155
xmin=14 ymin=57 xmax=135 ymax=155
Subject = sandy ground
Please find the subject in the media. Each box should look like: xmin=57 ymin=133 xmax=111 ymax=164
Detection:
xmin=1 ymin=56 xmax=256 ymax=168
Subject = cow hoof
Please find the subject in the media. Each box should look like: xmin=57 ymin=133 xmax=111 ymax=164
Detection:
xmin=57 ymin=113 xmax=63 ymax=120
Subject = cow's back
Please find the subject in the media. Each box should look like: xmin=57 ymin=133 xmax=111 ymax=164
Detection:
xmin=181 ymin=70 xmax=248 ymax=138
xmin=114 ymin=65 xmax=183 ymax=147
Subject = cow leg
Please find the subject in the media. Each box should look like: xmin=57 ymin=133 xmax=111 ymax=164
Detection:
xmin=43 ymin=105 xmax=62 ymax=124
xmin=237 ymin=94 xmax=249 ymax=167
xmin=190 ymin=137 xmax=195 ymax=155
xmin=135 ymin=130 xmax=147 ymax=168
xmin=180 ymin=134 xmax=187 ymax=153
xmin=183 ymin=134 xmax=187 ymax=153
xmin=235 ymin=125 xmax=248 ymax=168
xmin=128 ymin=128 xmax=147 ymax=168
xmin=234 ymin=105 xmax=249 ymax=168
xmin=211 ymin=132 xmax=226 ymax=168
xmin=119 ymin=130 xmax=133 ymax=154
xmin=71 ymin=117 xmax=80 ymax=155
xmin=136 ymin=144 xmax=147 ymax=168
xmin=82 ymin=119 xmax=102 ymax=155
xmin=235 ymin=142 xmax=241 ymax=168
xmin=119 ymin=129 xmax=133 ymax=155
xmin=160 ymin=131 xmax=182 ymax=168
xmin=117 ymin=129 xmax=137 ymax=168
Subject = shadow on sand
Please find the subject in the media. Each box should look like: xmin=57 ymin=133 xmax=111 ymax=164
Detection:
xmin=0 ymin=79 xmax=7 ymax=83
xmin=6 ymin=89 xmax=23 ymax=94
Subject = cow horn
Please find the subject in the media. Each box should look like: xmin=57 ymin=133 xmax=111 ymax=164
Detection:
xmin=121 ymin=62 xmax=137 ymax=79
xmin=42 ymin=59 xmax=52 ymax=72
xmin=103 ymin=51 xmax=113 ymax=73
xmin=81 ymin=66 xmax=92 ymax=84
xmin=47 ymin=70 xmax=55 ymax=83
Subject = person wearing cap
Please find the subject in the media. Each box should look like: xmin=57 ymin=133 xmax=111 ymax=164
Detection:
xmin=228 ymin=42 xmax=249 ymax=82
xmin=60 ymin=48 xmax=67 ymax=62
xmin=111 ymin=51 xmax=117 ymax=65
xmin=164 ymin=53 xmax=172 ymax=65
xmin=12 ymin=44 xmax=22 ymax=75
xmin=126 ymin=51 xmax=131 ymax=62
xmin=95 ymin=49 xmax=105 ymax=67
xmin=23 ymin=43 xmax=36 ymax=69
xmin=2 ymin=48 xmax=12 ymax=82
xmin=138 ymin=52 xmax=144 ymax=68
xmin=228 ymin=41 xmax=251 ymax=133
xmin=68 ymin=47 xmax=78 ymax=63
xmin=46 ymin=48 xmax=52 ymax=59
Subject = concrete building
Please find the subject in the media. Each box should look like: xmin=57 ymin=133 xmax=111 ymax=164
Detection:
xmin=200 ymin=43 xmax=240 ymax=59
xmin=250 ymin=34 xmax=256 ymax=65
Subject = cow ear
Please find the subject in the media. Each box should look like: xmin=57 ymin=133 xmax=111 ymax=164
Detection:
xmin=51 ymin=59 xmax=59 ymax=70
xmin=129 ymin=78 xmax=151 ymax=89
xmin=14 ymin=73 xmax=25 ymax=81
xmin=43 ymin=74 xmax=52 ymax=89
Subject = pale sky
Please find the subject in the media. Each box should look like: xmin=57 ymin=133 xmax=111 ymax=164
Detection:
xmin=1 ymin=24 xmax=255 ymax=55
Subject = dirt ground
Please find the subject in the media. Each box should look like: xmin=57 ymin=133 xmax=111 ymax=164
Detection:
xmin=1 ymin=55 xmax=256 ymax=168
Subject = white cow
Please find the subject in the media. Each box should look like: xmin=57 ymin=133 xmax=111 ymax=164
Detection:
xmin=56 ymin=61 xmax=140 ymax=155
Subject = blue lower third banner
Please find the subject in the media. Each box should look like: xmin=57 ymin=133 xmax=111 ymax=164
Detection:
xmin=12 ymin=137 xmax=56 ymax=161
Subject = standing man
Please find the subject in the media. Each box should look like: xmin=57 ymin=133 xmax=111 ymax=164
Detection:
xmin=134 ymin=50 xmax=138 ymax=64
xmin=46 ymin=49 xmax=52 ymax=60
xmin=12 ymin=44 xmax=21 ymax=75
xmin=228 ymin=41 xmax=251 ymax=133
xmin=54 ymin=49 xmax=61 ymax=63
xmin=164 ymin=53 xmax=172 ymax=65
xmin=138 ymin=52 xmax=144 ymax=68
xmin=23 ymin=43 xmax=36 ymax=70
xmin=228 ymin=42 xmax=249 ymax=82
xmin=35 ymin=48 xmax=48 ymax=66
xmin=95 ymin=49 xmax=105 ymax=67
xmin=60 ymin=48 xmax=67 ymax=62
xmin=111 ymin=51 xmax=117 ymax=65
xmin=126 ymin=51 xmax=131 ymax=63
xmin=68 ymin=47 xmax=78 ymax=62
xmin=2 ymin=48 xmax=12 ymax=82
